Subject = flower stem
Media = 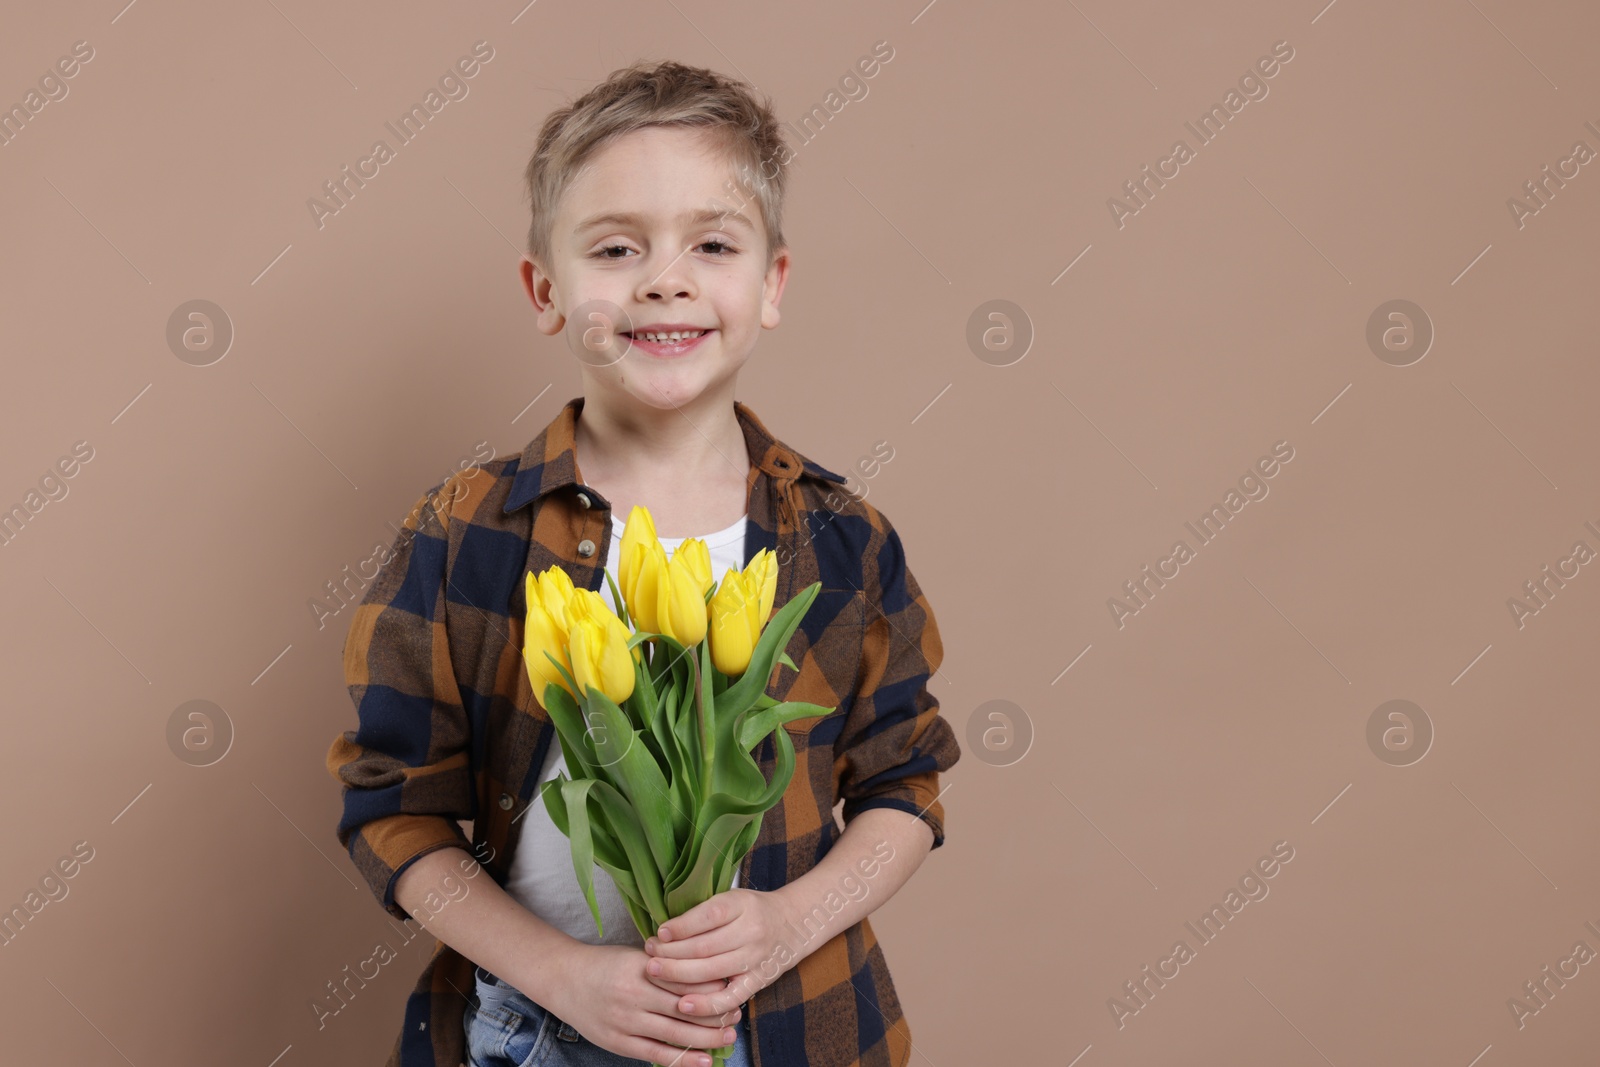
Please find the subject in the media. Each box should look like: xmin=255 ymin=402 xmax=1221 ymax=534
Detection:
xmin=691 ymin=647 xmax=712 ymax=808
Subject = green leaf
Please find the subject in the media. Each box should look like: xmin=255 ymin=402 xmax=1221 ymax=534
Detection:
xmin=673 ymin=662 xmax=702 ymax=794
xmin=581 ymin=684 xmax=685 ymax=873
xmin=619 ymin=888 xmax=656 ymax=943
xmin=546 ymin=776 xmax=605 ymax=937
xmin=543 ymin=651 xmax=583 ymax=711
xmin=665 ymin=727 xmax=799 ymax=913
xmin=668 ymin=687 xmax=700 ymax=850
xmin=585 ymin=776 xmax=670 ymax=924
xmin=633 ymin=653 xmax=672 ymax=768
xmin=735 ymin=700 xmax=834 ymax=751
xmin=716 ymin=817 xmax=762 ymax=895
xmin=666 ymin=808 xmax=755 ymax=914
xmin=542 ymin=680 xmax=602 ymax=782
xmin=540 ymin=775 xmax=658 ymax=940
xmin=540 ymin=777 xmax=631 ymax=870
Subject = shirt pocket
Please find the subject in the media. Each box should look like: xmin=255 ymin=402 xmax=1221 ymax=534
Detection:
xmin=778 ymin=587 xmax=866 ymax=738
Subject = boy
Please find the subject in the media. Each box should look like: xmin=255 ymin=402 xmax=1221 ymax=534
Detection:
xmin=327 ymin=58 xmax=959 ymax=1067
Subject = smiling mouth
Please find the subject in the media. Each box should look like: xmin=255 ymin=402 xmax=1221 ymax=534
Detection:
xmin=623 ymin=329 xmax=713 ymax=343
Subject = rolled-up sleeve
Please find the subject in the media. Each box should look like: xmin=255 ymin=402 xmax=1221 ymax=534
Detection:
xmin=326 ymin=479 xmax=475 ymax=921
xmin=835 ymin=520 xmax=960 ymax=849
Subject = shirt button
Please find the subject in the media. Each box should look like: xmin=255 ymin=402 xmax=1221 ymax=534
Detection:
xmin=577 ymin=539 xmax=596 ymax=557
xmin=576 ymin=492 xmax=592 ymax=509
xmin=498 ymin=794 xmax=514 ymax=810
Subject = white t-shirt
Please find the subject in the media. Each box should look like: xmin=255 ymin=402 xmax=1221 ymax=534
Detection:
xmin=503 ymin=510 xmax=749 ymax=946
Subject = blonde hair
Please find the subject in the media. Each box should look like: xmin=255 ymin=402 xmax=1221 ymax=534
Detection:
xmin=523 ymin=59 xmax=792 ymax=273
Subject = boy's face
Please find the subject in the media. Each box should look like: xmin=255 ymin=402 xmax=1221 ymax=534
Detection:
xmin=520 ymin=125 xmax=790 ymax=414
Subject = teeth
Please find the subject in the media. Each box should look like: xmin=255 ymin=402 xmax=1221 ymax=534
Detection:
xmin=634 ymin=330 xmax=705 ymax=343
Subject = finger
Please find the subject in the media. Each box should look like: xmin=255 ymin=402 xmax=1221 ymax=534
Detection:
xmin=646 ymin=948 xmax=747 ymax=986
xmin=639 ymin=953 xmax=733 ymax=997
xmin=646 ymin=923 xmax=740 ymax=959
xmin=655 ymin=893 xmax=738 ymax=945
xmin=678 ymin=971 xmax=760 ymax=1020
xmin=644 ymin=976 xmax=744 ymax=1020
xmin=620 ymin=1034 xmax=725 ymax=1067
xmin=639 ymin=1011 xmax=742 ymax=1056
xmin=641 ymin=979 xmax=743 ymax=1027
xmin=645 ymin=974 xmax=727 ymax=996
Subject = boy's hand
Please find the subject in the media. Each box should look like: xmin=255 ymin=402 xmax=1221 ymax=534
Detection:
xmin=642 ymin=887 xmax=790 ymax=1018
xmin=525 ymin=942 xmax=738 ymax=1067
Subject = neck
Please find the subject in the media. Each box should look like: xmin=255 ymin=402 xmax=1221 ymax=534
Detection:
xmin=573 ymin=390 xmax=750 ymax=488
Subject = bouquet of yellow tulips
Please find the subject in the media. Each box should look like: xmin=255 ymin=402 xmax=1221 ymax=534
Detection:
xmin=522 ymin=505 xmax=833 ymax=1067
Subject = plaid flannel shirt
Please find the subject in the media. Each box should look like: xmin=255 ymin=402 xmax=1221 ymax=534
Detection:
xmin=326 ymin=395 xmax=960 ymax=1067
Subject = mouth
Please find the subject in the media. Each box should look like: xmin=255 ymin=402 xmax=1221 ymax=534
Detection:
xmin=622 ymin=328 xmax=714 ymax=357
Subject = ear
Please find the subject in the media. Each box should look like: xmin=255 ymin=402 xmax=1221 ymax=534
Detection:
xmin=760 ymin=245 xmax=791 ymax=331
xmin=521 ymin=257 xmax=565 ymax=336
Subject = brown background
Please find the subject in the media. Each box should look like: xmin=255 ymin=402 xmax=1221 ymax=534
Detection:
xmin=2 ymin=0 xmax=1597 ymax=1063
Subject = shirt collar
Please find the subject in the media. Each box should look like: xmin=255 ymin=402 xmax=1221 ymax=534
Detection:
xmin=502 ymin=395 xmax=848 ymax=514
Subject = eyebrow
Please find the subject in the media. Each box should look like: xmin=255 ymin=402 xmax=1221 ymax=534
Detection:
xmin=573 ymin=207 xmax=756 ymax=236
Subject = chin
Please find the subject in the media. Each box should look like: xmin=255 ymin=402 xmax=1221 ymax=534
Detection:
xmin=618 ymin=376 xmax=719 ymax=411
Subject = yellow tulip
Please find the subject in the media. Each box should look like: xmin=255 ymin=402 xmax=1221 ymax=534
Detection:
xmin=708 ymin=568 xmax=761 ymax=676
xmin=657 ymin=548 xmax=709 ymax=646
xmin=620 ymin=538 xmax=709 ymax=646
xmin=622 ymin=540 xmax=666 ymax=633
xmin=524 ymin=569 xmax=577 ymax=699
xmin=617 ymin=505 xmax=657 ymax=601
xmin=673 ymin=537 xmax=713 ymax=598
xmin=743 ymin=549 xmax=778 ymax=625
xmin=566 ymin=589 xmax=636 ymax=704
xmin=535 ymin=567 xmax=578 ymax=628
xmin=707 ymin=550 xmax=780 ymax=676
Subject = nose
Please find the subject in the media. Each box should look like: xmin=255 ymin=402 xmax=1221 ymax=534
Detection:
xmin=640 ymin=246 xmax=697 ymax=302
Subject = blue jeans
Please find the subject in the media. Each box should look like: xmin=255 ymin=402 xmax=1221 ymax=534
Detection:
xmin=465 ymin=964 xmax=753 ymax=1067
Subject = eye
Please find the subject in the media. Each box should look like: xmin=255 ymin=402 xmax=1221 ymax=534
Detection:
xmin=589 ymin=240 xmax=737 ymax=260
